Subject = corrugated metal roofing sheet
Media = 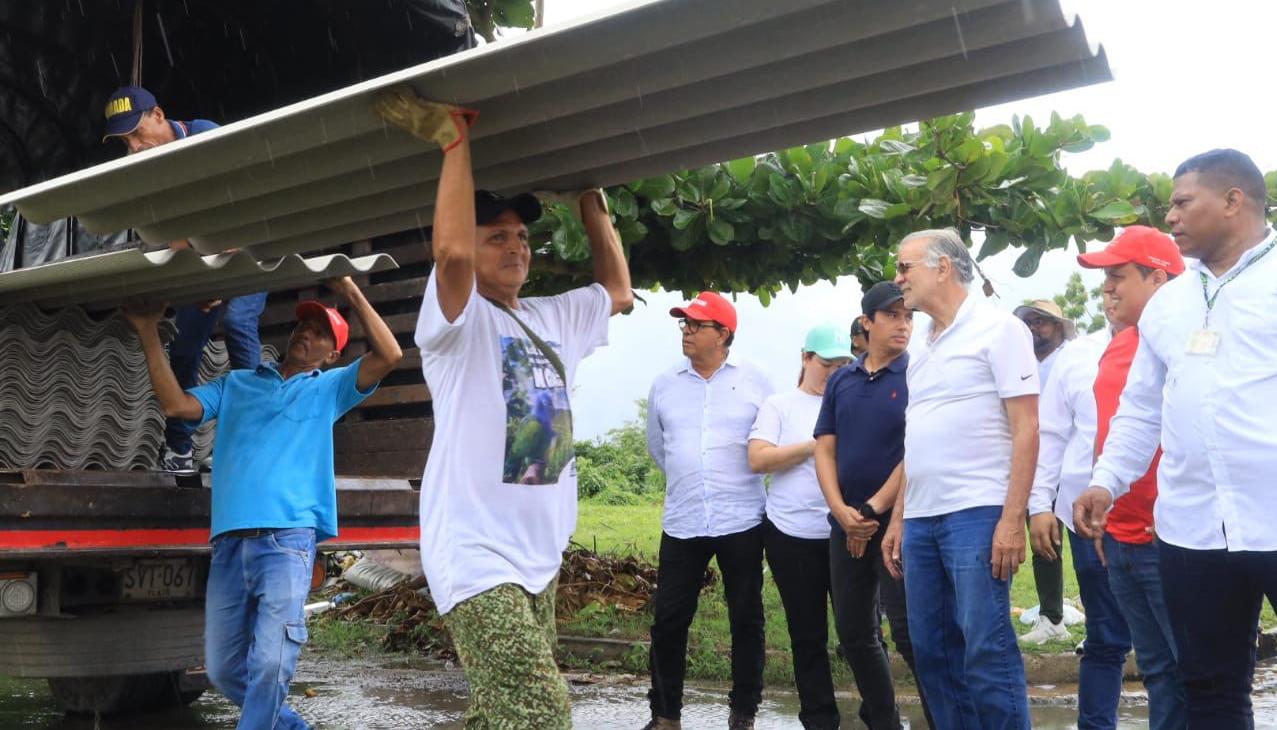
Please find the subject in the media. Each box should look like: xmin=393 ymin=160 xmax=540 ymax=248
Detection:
xmin=0 ymin=0 xmax=1109 ymax=260
xmin=0 ymin=248 xmax=397 ymax=310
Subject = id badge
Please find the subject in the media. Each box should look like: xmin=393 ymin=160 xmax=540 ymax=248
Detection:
xmin=1186 ymin=329 xmax=1220 ymax=357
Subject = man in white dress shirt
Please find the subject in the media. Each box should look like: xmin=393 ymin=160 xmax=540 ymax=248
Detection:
xmin=880 ymin=228 xmax=1038 ymax=730
xmin=1076 ymin=148 xmax=1277 ymax=727
xmin=645 ymin=291 xmax=774 ymax=730
xmin=1015 ymin=299 xmax=1076 ymax=646
xmin=1027 ymin=305 xmax=1134 ymax=728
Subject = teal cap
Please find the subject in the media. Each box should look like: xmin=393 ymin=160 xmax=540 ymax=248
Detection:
xmin=802 ymin=323 xmax=853 ymax=359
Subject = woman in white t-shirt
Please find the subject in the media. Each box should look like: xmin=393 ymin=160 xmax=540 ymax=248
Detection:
xmin=747 ymin=323 xmax=853 ymax=730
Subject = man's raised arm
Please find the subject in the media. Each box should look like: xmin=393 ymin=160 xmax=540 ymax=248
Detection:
xmin=121 ymin=304 xmax=205 ymax=422
xmin=578 ymin=190 xmax=634 ymax=315
xmin=373 ymin=87 xmax=477 ymax=323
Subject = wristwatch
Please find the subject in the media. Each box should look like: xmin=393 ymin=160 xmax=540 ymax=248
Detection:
xmin=858 ymin=502 xmax=879 ymax=520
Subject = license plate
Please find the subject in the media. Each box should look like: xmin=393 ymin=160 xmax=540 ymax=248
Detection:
xmin=119 ymin=560 xmax=199 ymax=601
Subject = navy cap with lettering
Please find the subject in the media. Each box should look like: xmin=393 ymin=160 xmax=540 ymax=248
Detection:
xmin=102 ymin=85 xmax=158 ymax=141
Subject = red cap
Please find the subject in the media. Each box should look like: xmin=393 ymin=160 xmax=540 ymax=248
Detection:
xmin=669 ymin=291 xmax=737 ymax=332
xmin=295 ymin=301 xmax=350 ymax=352
xmin=1077 ymin=225 xmax=1185 ymax=276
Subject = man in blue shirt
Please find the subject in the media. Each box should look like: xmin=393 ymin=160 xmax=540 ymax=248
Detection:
xmin=104 ymin=84 xmax=269 ymax=474
xmin=815 ymin=281 xmax=932 ymax=729
xmin=123 ymin=276 xmax=402 ymax=730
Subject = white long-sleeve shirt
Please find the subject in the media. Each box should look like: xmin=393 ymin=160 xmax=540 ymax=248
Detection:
xmin=646 ymin=358 xmax=774 ymax=539
xmin=1092 ymin=229 xmax=1277 ymax=551
xmin=1029 ymin=331 xmax=1108 ymax=531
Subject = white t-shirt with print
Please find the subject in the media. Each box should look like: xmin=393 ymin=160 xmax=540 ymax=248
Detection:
xmin=903 ymin=295 xmax=1039 ymax=518
xmin=415 ymin=270 xmax=611 ymax=614
xmin=749 ymin=388 xmax=829 ymax=539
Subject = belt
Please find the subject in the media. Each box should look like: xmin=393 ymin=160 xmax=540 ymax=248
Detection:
xmin=221 ymin=528 xmax=277 ymax=539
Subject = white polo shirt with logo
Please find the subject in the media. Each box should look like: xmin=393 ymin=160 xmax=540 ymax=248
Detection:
xmin=903 ymin=294 xmax=1040 ymax=518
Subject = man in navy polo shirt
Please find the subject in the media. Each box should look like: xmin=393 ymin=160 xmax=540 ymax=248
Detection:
xmin=104 ymin=84 xmax=269 ymax=475
xmin=814 ymin=281 xmax=930 ymax=728
xmin=123 ymin=276 xmax=402 ymax=730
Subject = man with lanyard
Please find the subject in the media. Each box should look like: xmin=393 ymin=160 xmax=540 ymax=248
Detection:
xmin=1014 ymin=299 xmax=1074 ymax=646
xmin=816 ymin=282 xmax=932 ymax=730
xmin=646 ymin=292 xmax=774 ymax=730
xmin=123 ymin=276 xmax=401 ymax=729
xmin=103 ymin=85 xmax=269 ymax=474
xmin=1027 ymin=296 xmax=1132 ymax=727
xmin=1076 ymin=148 xmax=1277 ymax=727
xmin=375 ymin=88 xmax=633 ymax=728
xmin=1074 ymin=226 xmax=1187 ymax=730
xmin=881 ymin=228 xmax=1038 ymax=730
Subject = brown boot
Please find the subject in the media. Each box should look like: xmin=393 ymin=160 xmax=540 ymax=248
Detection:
xmin=641 ymin=717 xmax=682 ymax=730
xmin=728 ymin=710 xmax=755 ymax=730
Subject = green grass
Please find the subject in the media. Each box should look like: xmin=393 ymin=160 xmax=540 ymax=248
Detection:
xmin=309 ymin=609 xmax=390 ymax=657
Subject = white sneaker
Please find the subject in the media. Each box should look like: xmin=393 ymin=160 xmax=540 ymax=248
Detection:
xmin=1019 ymin=615 xmax=1070 ymax=645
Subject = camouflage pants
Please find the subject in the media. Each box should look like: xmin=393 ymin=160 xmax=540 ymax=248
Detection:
xmin=444 ymin=579 xmax=571 ymax=729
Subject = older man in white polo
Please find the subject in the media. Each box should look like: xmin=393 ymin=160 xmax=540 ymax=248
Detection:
xmin=880 ymin=228 xmax=1039 ymax=730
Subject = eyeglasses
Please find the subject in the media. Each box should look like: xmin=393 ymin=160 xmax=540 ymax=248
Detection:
xmin=896 ymin=259 xmax=926 ymax=275
xmin=1021 ymin=316 xmax=1054 ymax=330
xmin=678 ymin=318 xmax=723 ymax=334
xmin=816 ymin=356 xmax=852 ymax=368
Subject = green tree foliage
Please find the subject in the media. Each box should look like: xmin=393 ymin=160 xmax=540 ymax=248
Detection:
xmin=575 ymin=401 xmax=664 ymax=505
xmin=524 ymin=111 xmax=1277 ymax=300
xmin=1050 ymin=272 xmax=1106 ymax=334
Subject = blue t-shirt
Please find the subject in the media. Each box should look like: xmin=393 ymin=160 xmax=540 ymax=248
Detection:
xmin=188 ymin=359 xmax=375 ymax=541
xmin=813 ymin=351 xmax=909 ymax=533
xmin=171 ymin=119 xmax=219 ymax=138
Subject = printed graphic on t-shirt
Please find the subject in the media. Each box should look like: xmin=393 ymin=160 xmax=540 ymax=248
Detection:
xmin=500 ymin=336 xmax=574 ymax=485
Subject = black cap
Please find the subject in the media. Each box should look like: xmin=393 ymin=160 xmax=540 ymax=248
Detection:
xmin=475 ymin=189 xmax=542 ymax=226
xmin=861 ymin=281 xmax=904 ymax=316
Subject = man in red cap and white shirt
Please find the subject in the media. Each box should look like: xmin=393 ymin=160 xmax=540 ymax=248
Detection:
xmin=123 ymin=276 xmax=402 ymax=729
xmin=645 ymin=292 xmax=774 ymax=730
xmin=1070 ymin=226 xmax=1187 ymax=730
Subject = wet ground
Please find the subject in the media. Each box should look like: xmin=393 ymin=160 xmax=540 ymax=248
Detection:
xmin=4 ymin=653 xmax=1277 ymax=729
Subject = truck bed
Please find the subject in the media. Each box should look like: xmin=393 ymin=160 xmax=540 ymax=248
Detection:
xmin=0 ymin=469 xmax=419 ymax=558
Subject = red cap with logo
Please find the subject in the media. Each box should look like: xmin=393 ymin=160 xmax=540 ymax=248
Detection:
xmin=295 ymin=301 xmax=350 ymax=352
xmin=1076 ymin=225 xmax=1185 ymax=276
xmin=669 ymin=291 xmax=737 ymax=332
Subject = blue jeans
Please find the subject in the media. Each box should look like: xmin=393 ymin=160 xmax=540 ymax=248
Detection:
xmin=166 ymin=292 xmax=268 ymax=453
xmin=1158 ymin=539 xmax=1277 ymax=729
xmin=1069 ymin=530 xmax=1131 ymax=729
xmin=206 ymin=528 xmax=315 ymax=730
xmin=903 ymin=506 xmax=1029 ymax=730
xmin=1104 ymin=534 xmax=1185 ymax=730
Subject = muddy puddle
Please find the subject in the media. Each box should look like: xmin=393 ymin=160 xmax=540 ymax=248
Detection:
xmin=4 ymin=653 xmax=1277 ymax=729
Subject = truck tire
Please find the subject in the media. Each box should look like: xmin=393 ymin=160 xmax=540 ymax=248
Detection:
xmin=47 ymin=670 xmax=203 ymax=714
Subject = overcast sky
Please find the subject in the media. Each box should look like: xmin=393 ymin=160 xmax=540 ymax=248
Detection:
xmin=528 ymin=0 xmax=1277 ymax=439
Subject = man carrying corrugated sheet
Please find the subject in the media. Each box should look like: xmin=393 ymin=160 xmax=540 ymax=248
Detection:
xmin=374 ymin=86 xmax=633 ymax=729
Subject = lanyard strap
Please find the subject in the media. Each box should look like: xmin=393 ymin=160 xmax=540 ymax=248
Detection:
xmin=1199 ymin=236 xmax=1277 ymax=320
xmin=484 ymin=296 xmax=568 ymax=386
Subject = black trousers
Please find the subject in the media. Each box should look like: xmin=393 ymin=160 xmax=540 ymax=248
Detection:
xmin=1159 ymin=539 xmax=1277 ymax=729
xmin=830 ymin=521 xmax=936 ymax=729
xmin=763 ymin=518 xmax=840 ymax=730
xmin=648 ymin=524 xmax=766 ymax=720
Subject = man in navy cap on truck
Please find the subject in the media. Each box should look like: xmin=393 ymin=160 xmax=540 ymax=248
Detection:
xmin=104 ymin=85 xmax=269 ymax=475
